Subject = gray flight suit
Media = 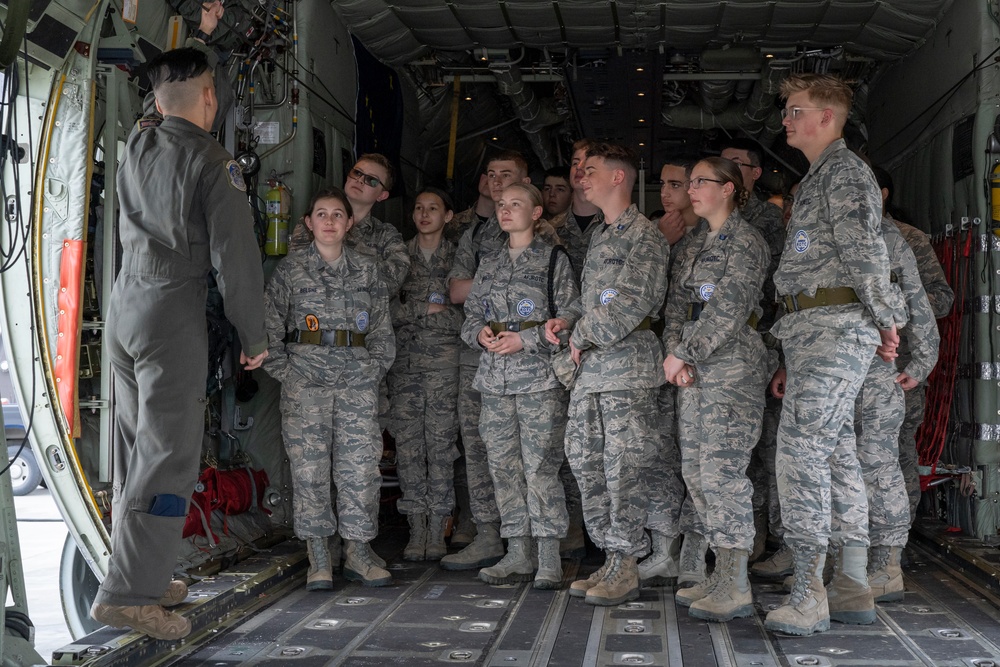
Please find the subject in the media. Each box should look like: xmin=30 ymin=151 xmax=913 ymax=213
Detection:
xmin=462 ymin=237 xmax=580 ymax=538
xmin=388 ymin=237 xmax=463 ymax=517
xmin=559 ymin=204 xmax=669 ymax=557
xmin=772 ymin=138 xmax=906 ymax=553
xmin=664 ymin=210 xmax=770 ymax=552
xmin=855 ymin=218 xmax=939 ymax=547
xmin=262 ymin=244 xmax=394 ymax=541
xmin=448 ymin=214 xmax=507 ymax=526
xmin=94 ymin=117 xmax=267 ymax=608
xmin=892 ymin=217 xmax=953 ymax=519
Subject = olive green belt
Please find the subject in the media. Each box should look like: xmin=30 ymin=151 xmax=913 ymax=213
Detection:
xmin=687 ymin=302 xmax=760 ymax=329
xmin=782 ymin=287 xmax=860 ymax=313
xmin=289 ymin=329 xmax=367 ymax=348
xmin=489 ymin=321 xmax=544 ymax=334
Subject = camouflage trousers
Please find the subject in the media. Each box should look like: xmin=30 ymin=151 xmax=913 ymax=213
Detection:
xmin=388 ymin=368 xmax=460 ymax=517
xmin=678 ymin=379 xmax=763 ymax=552
xmin=897 ymin=381 xmax=927 ymax=523
xmin=566 ymin=388 xmax=658 ymax=557
xmin=856 ymin=357 xmax=909 ymax=547
xmin=457 ymin=363 xmax=500 ymax=524
xmin=559 ymin=456 xmax=583 ymax=530
xmin=752 ymin=394 xmax=784 ymax=539
xmin=777 ymin=333 xmax=874 ymax=551
xmin=480 ymin=389 xmax=569 ymax=538
xmin=643 ymin=384 xmax=686 ymax=538
xmin=280 ymin=375 xmax=382 ymax=542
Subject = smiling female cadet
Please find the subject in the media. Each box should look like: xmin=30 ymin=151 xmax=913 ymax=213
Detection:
xmin=263 ymin=187 xmax=395 ymax=590
xmin=661 ymin=157 xmax=770 ymax=622
xmin=462 ymin=183 xmax=580 ymax=589
xmin=389 ymin=188 xmax=463 ymax=562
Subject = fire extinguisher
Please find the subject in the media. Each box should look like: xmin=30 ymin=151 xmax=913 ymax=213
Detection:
xmin=265 ymin=180 xmax=290 ymax=256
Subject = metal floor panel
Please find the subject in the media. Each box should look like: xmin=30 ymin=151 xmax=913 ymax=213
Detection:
xmin=57 ymin=535 xmax=1000 ymax=667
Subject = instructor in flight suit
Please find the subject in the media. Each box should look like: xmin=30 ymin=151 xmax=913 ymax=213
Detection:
xmin=90 ymin=47 xmax=268 ymax=640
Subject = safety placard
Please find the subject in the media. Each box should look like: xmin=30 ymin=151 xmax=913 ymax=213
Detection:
xmin=255 ymin=122 xmax=281 ymax=144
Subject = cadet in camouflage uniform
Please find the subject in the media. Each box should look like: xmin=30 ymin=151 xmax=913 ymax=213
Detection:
xmin=446 ymin=173 xmax=494 ymax=246
xmin=719 ymin=139 xmax=791 ymax=576
xmin=546 ymin=142 xmax=668 ymax=607
xmin=662 ymin=158 xmax=770 ymax=622
xmin=389 ymin=189 xmax=463 ymax=562
xmin=856 ymin=213 xmax=938 ymax=603
xmin=764 ymin=75 xmax=906 ymax=637
xmin=263 ymin=188 xmax=395 ymax=590
xmin=91 ymin=47 xmax=268 ymax=641
xmin=872 ymin=168 xmax=954 ymax=522
xmin=463 ymin=183 xmax=580 ymax=589
xmin=443 ymin=150 xmax=533 ymax=570
xmin=549 ymin=139 xmax=606 ymax=279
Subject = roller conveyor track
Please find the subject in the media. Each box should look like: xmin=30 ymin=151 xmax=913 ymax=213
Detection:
xmin=55 ymin=529 xmax=1000 ymax=667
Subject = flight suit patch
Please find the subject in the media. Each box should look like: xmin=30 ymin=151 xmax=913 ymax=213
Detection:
xmin=356 ymin=311 xmax=369 ymax=332
xmin=226 ymin=160 xmax=247 ymax=192
xmin=700 ymin=283 xmax=715 ymax=301
xmin=516 ymin=299 xmax=535 ymax=317
xmin=305 ymin=314 xmax=320 ymax=331
xmin=600 ymin=288 xmax=619 ymax=305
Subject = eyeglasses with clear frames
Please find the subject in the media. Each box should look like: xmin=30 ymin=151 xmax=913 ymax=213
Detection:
xmin=349 ymin=167 xmax=383 ymax=189
xmin=689 ymin=177 xmax=724 ymax=189
xmin=780 ymin=106 xmax=826 ymax=120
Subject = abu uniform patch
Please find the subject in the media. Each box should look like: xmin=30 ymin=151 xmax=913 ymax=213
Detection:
xmin=226 ymin=160 xmax=246 ymax=192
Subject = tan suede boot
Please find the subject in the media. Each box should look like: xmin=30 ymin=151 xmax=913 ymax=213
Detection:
xmin=569 ymin=554 xmax=609 ymax=598
xmin=751 ymin=543 xmax=794 ymax=579
xmin=868 ymin=545 xmax=904 ymax=603
xmin=764 ymin=549 xmax=830 ymax=636
xmin=91 ymin=602 xmax=191 ymax=640
xmin=344 ymin=539 xmax=392 ymax=587
xmin=585 ymin=552 xmax=640 ymax=606
xmin=440 ymin=522 xmax=504 ymax=570
xmin=306 ymin=537 xmax=334 ymax=591
xmin=688 ymin=548 xmax=753 ymax=622
xmin=638 ymin=531 xmax=681 ymax=585
xmin=425 ymin=515 xmax=449 ymax=561
xmin=534 ymin=537 xmax=563 ymax=589
xmin=827 ymin=544 xmax=876 ymax=624
xmin=403 ymin=514 xmax=427 ymax=561
xmin=677 ymin=532 xmax=709 ymax=588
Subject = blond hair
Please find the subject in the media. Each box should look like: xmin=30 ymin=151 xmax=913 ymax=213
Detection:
xmin=780 ymin=74 xmax=853 ymax=119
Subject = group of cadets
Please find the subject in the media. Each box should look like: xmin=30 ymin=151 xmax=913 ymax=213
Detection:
xmin=263 ymin=73 xmax=954 ymax=638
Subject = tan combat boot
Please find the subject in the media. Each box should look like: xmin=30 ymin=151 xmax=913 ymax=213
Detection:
xmin=479 ymin=536 xmax=535 ymax=584
xmin=827 ymin=544 xmax=876 ymax=624
xmin=158 ymin=580 xmax=189 ymax=607
xmin=90 ymin=602 xmax=191 ymax=640
xmin=585 ymin=551 xmax=640 ymax=606
xmin=688 ymin=548 xmax=753 ymax=622
xmin=868 ymin=545 xmax=904 ymax=603
xmin=534 ymin=537 xmax=563 ymax=590
xmin=764 ymin=548 xmax=830 ymax=636
xmin=677 ymin=532 xmax=709 ymax=588
xmin=675 ymin=545 xmax=720 ymax=608
xmin=569 ymin=554 xmax=610 ymax=598
xmin=751 ymin=543 xmax=794 ymax=579
xmin=425 ymin=515 xmax=449 ymax=561
xmin=638 ymin=531 xmax=682 ymax=586
xmin=344 ymin=539 xmax=392 ymax=587
xmin=306 ymin=537 xmax=334 ymax=591
xmin=440 ymin=522 xmax=504 ymax=571
xmin=403 ymin=514 xmax=427 ymax=561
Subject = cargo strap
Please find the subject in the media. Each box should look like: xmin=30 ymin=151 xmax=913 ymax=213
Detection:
xmin=782 ymin=287 xmax=860 ymax=313
xmin=290 ymin=329 xmax=367 ymax=347
xmin=489 ymin=320 xmax=544 ymax=334
xmin=687 ymin=302 xmax=760 ymax=329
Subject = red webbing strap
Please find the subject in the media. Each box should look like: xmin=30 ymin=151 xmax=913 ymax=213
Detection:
xmin=56 ymin=239 xmax=84 ymax=437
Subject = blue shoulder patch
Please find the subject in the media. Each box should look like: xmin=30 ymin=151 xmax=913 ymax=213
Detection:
xmin=226 ymin=160 xmax=246 ymax=192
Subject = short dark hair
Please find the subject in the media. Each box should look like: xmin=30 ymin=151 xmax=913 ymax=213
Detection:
xmin=147 ymin=47 xmax=211 ymax=91
xmin=544 ymin=166 xmax=571 ymax=183
xmin=720 ymin=138 xmax=764 ymax=167
xmin=872 ymin=165 xmax=893 ymax=201
xmin=660 ymin=156 xmax=695 ymax=173
xmin=586 ymin=142 xmax=639 ymax=185
xmin=488 ymin=149 xmax=529 ymax=176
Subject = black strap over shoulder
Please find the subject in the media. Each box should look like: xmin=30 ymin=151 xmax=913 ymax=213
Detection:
xmin=547 ymin=245 xmax=575 ymax=319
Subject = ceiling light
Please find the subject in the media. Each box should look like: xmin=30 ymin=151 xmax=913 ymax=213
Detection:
xmin=636 ymin=67 xmax=644 ymax=72
xmin=637 ymin=92 xmax=645 ymax=97
xmin=638 ymin=142 xmax=645 ymax=146
xmin=465 ymin=96 xmax=472 ymax=101
xmin=638 ymin=118 xmax=646 ymax=123
xmin=492 ymin=136 xmax=498 ymax=141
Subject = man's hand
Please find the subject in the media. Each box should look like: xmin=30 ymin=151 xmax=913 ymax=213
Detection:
xmin=663 ymin=354 xmax=695 ymax=387
xmin=877 ymin=324 xmax=900 ymax=362
xmin=476 ymin=325 xmax=494 ymax=349
xmin=658 ymin=210 xmax=687 ymax=246
xmin=770 ymin=367 xmax=787 ymax=398
xmin=426 ymin=303 xmax=447 ymax=315
xmin=545 ymin=318 xmax=570 ymax=346
xmin=199 ymin=1 xmax=224 ymax=37
xmin=241 ymin=349 xmax=268 ymax=370
xmin=895 ymin=372 xmax=919 ymax=391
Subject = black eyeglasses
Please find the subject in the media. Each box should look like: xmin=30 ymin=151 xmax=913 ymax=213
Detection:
xmin=689 ymin=177 xmax=724 ymax=189
xmin=729 ymin=159 xmax=759 ymax=170
xmin=349 ymin=167 xmax=383 ymax=189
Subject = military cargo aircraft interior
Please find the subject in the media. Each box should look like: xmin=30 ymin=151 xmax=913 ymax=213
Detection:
xmin=1 ymin=0 xmax=1000 ymax=665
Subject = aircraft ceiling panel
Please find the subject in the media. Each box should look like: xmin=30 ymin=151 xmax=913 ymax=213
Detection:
xmin=335 ymin=0 xmax=954 ymax=65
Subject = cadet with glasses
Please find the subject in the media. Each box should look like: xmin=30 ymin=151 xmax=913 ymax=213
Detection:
xmin=661 ymin=158 xmax=770 ymax=622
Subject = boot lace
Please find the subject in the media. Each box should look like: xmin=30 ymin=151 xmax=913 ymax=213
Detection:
xmin=788 ymin=552 xmax=820 ymax=606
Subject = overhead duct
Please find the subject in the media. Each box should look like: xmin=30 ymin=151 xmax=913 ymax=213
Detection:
xmin=662 ymin=60 xmax=789 ymax=145
xmin=491 ymin=64 xmax=560 ymax=169
xmin=699 ymin=46 xmax=760 ymax=113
